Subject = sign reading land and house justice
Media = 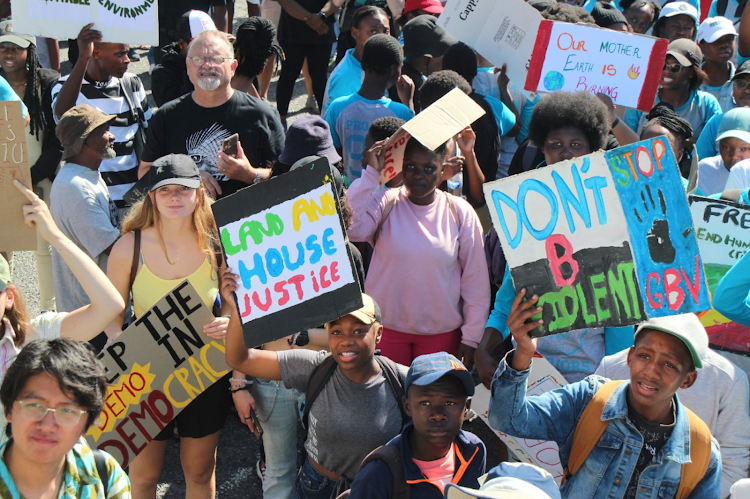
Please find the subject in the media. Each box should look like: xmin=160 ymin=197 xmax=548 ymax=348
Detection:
xmin=212 ymin=157 xmax=362 ymax=347
xmin=13 ymin=0 xmax=158 ymax=45
xmin=87 ymin=281 xmax=228 ymax=468
xmin=484 ymin=137 xmax=711 ymax=336
xmin=439 ymin=0 xmax=666 ymax=110
xmin=690 ymin=196 xmax=750 ymax=356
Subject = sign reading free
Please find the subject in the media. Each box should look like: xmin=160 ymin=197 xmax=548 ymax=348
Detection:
xmin=526 ymin=21 xmax=667 ymax=111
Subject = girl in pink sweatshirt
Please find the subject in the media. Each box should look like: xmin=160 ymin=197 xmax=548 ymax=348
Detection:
xmin=347 ymin=134 xmax=490 ymax=366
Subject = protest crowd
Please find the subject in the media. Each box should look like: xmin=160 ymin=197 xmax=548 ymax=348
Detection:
xmin=6 ymin=0 xmax=750 ymax=497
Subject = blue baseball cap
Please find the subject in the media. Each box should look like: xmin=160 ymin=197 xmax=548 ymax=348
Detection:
xmin=405 ymin=352 xmax=475 ymax=396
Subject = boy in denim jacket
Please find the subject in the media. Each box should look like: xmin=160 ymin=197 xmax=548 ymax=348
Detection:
xmin=490 ymin=291 xmax=722 ymax=499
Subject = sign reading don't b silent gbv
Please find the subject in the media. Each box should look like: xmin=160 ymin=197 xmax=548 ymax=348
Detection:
xmin=484 ymin=137 xmax=711 ymax=337
xmin=212 ymin=157 xmax=363 ymax=347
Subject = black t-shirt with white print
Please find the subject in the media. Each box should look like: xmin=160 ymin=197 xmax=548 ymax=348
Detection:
xmin=624 ymin=398 xmax=676 ymax=498
xmin=142 ymin=91 xmax=285 ymax=198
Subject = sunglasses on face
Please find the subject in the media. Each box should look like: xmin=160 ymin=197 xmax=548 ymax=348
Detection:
xmin=663 ymin=63 xmax=684 ymax=74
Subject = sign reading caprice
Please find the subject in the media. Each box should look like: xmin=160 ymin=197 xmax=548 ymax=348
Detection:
xmin=212 ymin=157 xmax=362 ymax=347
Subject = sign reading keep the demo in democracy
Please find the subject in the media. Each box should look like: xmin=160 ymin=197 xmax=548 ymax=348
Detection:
xmin=484 ymin=137 xmax=710 ymax=337
xmin=87 ymin=281 xmax=228 ymax=468
xmin=212 ymin=157 xmax=362 ymax=347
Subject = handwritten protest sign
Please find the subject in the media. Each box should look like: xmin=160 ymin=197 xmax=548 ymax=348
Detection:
xmin=378 ymin=88 xmax=485 ymax=185
xmin=484 ymin=137 xmax=710 ymax=336
xmin=212 ymin=157 xmax=362 ymax=347
xmin=690 ymin=196 xmax=750 ymax=355
xmin=86 ymin=281 xmax=228 ymax=468
xmin=13 ymin=0 xmax=158 ymax=45
xmin=472 ymin=355 xmax=567 ymax=484
xmin=439 ymin=0 xmax=666 ymax=111
xmin=0 ymin=101 xmax=36 ymax=252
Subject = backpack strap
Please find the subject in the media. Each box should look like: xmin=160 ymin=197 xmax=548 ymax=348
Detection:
xmin=676 ymin=409 xmax=712 ymax=499
xmin=93 ymin=448 xmax=110 ymax=493
xmin=564 ymin=380 xmax=624 ymax=482
xmin=373 ymin=191 xmax=398 ymax=245
xmin=302 ymin=355 xmax=339 ymax=430
xmin=129 ymin=230 xmax=141 ymax=292
xmin=359 ymin=444 xmax=410 ymax=499
xmin=375 ymin=355 xmax=409 ymax=428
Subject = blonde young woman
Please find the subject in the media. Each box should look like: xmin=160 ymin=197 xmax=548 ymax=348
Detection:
xmin=107 ymin=154 xmax=233 ymax=499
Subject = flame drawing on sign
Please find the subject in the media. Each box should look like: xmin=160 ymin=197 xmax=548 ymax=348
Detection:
xmin=628 ymin=65 xmax=641 ymax=79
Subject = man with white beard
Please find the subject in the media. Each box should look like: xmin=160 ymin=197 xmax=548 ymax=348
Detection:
xmin=138 ymin=29 xmax=285 ymax=199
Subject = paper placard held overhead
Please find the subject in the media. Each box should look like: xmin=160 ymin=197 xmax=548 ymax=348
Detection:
xmin=690 ymin=196 xmax=750 ymax=356
xmin=212 ymin=157 xmax=363 ymax=347
xmin=86 ymin=281 xmax=228 ymax=469
xmin=484 ymin=137 xmax=710 ymax=337
xmin=0 ymin=100 xmax=36 ymax=252
xmin=13 ymin=0 xmax=158 ymax=45
xmin=378 ymin=88 xmax=485 ymax=186
xmin=438 ymin=0 xmax=543 ymax=91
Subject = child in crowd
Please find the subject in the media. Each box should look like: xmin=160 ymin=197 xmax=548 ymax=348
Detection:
xmin=491 ymin=307 xmax=721 ymax=498
xmin=621 ymin=0 xmax=661 ymax=34
xmin=0 ymin=339 xmax=131 ymax=498
xmin=698 ymin=16 xmax=739 ymax=111
xmin=321 ymin=6 xmax=390 ymax=115
xmin=652 ymin=2 xmax=699 ymax=41
xmin=698 ymin=107 xmax=750 ymax=193
xmin=348 ymin=352 xmax=485 ymax=498
xmin=324 ymin=34 xmax=414 ymax=181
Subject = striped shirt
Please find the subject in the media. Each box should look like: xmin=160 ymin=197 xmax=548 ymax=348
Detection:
xmin=51 ymin=73 xmax=152 ymax=208
xmin=0 ymin=441 xmax=131 ymax=498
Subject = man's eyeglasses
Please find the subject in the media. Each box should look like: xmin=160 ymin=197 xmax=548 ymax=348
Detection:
xmin=735 ymin=79 xmax=750 ymax=90
xmin=663 ymin=63 xmax=683 ymax=74
xmin=15 ymin=400 xmax=88 ymax=427
xmin=189 ymin=55 xmax=232 ymax=67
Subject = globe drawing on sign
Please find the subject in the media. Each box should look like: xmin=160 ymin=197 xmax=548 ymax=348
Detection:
xmin=543 ymin=71 xmax=564 ymax=91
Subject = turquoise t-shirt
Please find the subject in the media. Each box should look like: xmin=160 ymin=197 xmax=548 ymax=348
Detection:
xmin=0 ymin=75 xmax=27 ymax=118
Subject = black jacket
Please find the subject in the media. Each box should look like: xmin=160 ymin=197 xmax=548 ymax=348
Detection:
xmin=151 ymin=43 xmax=194 ymax=108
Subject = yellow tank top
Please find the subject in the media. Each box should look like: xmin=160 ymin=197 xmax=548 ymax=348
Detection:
xmin=132 ymin=257 xmax=219 ymax=318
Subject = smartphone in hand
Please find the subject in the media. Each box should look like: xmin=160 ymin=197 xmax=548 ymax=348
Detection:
xmin=248 ymin=408 xmax=263 ymax=440
xmin=222 ymin=133 xmax=239 ymax=158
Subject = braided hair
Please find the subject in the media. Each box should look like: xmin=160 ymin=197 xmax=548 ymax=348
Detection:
xmin=234 ymin=17 xmax=284 ymax=79
xmin=644 ymin=102 xmax=693 ymax=142
xmin=22 ymin=44 xmax=45 ymax=139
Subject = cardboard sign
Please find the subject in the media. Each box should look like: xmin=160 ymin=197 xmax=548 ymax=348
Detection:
xmin=0 ymin=101 xmax=36 ymax=252
xmin=472 ymin=355 xmax=567 ymax=484
xmin=12 ymin=0 xmax=158 ymax=45
xmin=438 ymin=0 xmax=543 ymax=93
xmin=484 ymin=137 xmax=710 ymax=336
xmin=527 ymin=21 xmax=666 ymax=111
xmin=212 ymin=157 xmax=362 ymax=347
xmin=86 ymin=281 xmax=229 ymax=468
xmin=690 ymin=196 xmax=750 ymax=356
xmin=438 ymin=0 xmax=666 ymax=111
xmin=378 ymin=88 xmax=485 ymax=185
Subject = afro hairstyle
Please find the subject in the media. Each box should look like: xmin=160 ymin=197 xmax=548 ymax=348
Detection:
xmin=528 ymin=91 xmax=610 ymax=151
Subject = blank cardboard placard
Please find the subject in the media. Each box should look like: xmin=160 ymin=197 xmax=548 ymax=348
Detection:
xmin=690 ymin=196 xmax=750 ymax=356
xmin=472 ymin=355 xmax=567 ymax=484
xmin=438 ymin=0 xmax=543 ymax=93
xmin=527 ymin=21 xmax=666 ymax=111
xmin=86 ymin=281 xmax=227 ymax=469
xmin=0 ymin=100 xmax=36 ymax=252
xmin=378 ymin=88 xmax=485 ymax=185
xmin=484 ymin=137 xmax=710 ymax=337
xmin=212 ymin=156 xmax=362 ymax=347
xmin=13 ymin=0 xmax=158 ymax=45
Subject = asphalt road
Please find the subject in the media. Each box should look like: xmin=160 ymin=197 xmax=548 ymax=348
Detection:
xmin=7 ymin=2 xmax=504 ymax=494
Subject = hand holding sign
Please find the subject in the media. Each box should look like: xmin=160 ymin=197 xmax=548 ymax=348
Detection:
xmin=77 ymin=23 xmax=103 ymax=62
xmin=13 ymin=179 xmax=59 ymax=244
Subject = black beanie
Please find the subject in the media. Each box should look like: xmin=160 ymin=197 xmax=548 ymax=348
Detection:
xmin=592 ymin=1 xmax=629 ymax=28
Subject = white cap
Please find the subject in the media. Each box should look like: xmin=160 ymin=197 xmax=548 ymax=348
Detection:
xmin=659 ymin=2 xmax=698 ymax=22
xmin=697 ymin=16 xmax=737 ymax=43
xmin=635 ymin=314 xmax=709 ymax=369
xmin=445 ymin=463 xmax=561 ymax=499
xmin=177 ymin=10 xmax=216 ymax=41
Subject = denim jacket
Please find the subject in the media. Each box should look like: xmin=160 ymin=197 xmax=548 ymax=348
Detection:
xmin=489 ymin=354 xmax=722 ymax=499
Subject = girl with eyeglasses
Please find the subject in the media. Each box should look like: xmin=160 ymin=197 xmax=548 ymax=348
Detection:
xmin=0 ymin=180 xmax=125 ymax=446
xmin=624 ymin=39 xmax=722 ymax=140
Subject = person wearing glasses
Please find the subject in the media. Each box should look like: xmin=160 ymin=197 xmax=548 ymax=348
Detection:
xmin=624 ymin=39 xmax=722 ymax=139
xmin=137 ymin=29 xmax=285 ymax=200
xmin=0 ymin=338 xmax=131 ymax=498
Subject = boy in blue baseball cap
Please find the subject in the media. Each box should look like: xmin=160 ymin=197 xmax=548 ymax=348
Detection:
xmin=348 ymin=352 xmax=485 ymax=498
